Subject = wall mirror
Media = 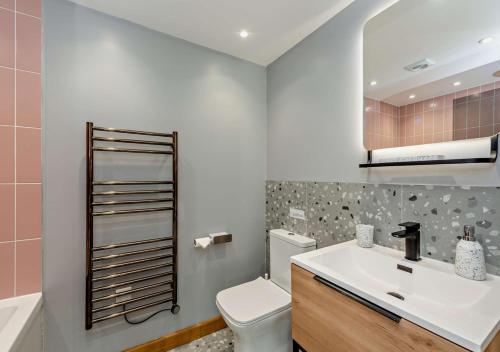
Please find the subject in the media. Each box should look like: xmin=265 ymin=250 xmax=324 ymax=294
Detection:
xmin=363 ymin=0 xmax=500 ymax=152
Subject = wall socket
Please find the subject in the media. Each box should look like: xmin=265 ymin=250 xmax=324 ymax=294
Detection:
xmin=290 ymin=208 xmax=306 ymax=220
xmin=115 ymin=286 xmax=132 ymax=303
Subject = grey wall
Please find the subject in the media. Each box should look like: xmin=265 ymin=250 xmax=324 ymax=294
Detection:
xmin=43 ymin=0 xmax=267 ymax=351
xmin=267 ymin=0 xmax=500 ymax=186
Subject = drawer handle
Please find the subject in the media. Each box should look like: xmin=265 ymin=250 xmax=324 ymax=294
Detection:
xmin=313 ymin=275 xmax=401 ymax=323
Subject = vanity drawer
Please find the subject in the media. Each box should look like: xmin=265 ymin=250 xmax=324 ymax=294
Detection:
xmin=291 ymin=264 xmax=468 ymax=352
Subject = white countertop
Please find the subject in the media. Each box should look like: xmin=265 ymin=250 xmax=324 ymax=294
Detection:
xmin=291 ymin=241 xmax=500 ymax=351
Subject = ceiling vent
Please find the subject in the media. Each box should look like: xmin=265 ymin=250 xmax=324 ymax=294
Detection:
xmin=404 ymin=58 xmax=435 ymax=72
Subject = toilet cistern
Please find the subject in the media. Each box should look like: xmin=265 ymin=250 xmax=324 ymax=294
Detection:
xmin=215 ymin=229 xmax=316 ymax=352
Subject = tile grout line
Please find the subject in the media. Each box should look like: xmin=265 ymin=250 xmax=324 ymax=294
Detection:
xmin=0 ymin=124 xmax=42 ymax=129
xmin=0 ymin=237 xmax=42 ymax=245
xmin=13 ymin=0 xmax=17 ymax=297
xmin=0 ymin=64 xmax=41 ymax=75
xmin=0 ymin=5 xmax=41 ymax=19
xmin=0 ymin=182 xmax=42 ymax=185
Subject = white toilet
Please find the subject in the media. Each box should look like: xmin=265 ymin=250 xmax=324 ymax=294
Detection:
xmin=216 ymin=229 xmax=316 ymax=352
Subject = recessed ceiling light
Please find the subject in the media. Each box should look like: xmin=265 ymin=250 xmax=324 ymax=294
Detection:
xmin=453 ymin=81 xmax=461 ymax=87
xmin=478 ymin=37 xmax=493 ymax=44
xmin=370 ymin=80 xmax=377 ymax=86
xmin=409 ymin=94 xmax=416 ymax=99
xmin=239 ymin=30 xmax=249 ymax=38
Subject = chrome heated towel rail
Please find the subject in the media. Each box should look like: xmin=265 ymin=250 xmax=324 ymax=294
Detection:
xmin=85 ymin=122 xmax=179 ymax=329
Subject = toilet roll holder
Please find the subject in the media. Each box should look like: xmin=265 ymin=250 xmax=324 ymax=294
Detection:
xmin=194 ymin=232 xmax=233 ymax=247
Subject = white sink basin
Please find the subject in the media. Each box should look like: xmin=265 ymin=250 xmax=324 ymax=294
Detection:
xmin=291 ymin=240 xmax=500 ymax=351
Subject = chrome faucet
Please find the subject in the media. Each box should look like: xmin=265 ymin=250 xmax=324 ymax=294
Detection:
xmin=391 ymin=222 xmax=421 ymax=261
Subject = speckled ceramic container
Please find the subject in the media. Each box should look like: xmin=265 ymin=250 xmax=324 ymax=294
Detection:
xmin=455 ymin=239 xmax=487 ymax=281
xmin=356 ymin=224 xmax=374 ymax=248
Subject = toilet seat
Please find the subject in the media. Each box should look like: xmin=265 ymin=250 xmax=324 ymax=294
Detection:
xmin=216 ymin=277 xmax=291 ymax=327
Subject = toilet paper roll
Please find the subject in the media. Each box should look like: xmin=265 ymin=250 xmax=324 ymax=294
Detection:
xmin=194 ymin=237 xmax=211 ymax=249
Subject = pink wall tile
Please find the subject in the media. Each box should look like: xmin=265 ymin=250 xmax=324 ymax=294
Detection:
xmin=444 ymin=107 xmax=453 ymax=131
xmin=16 ymin=184 xmax=41 ymax=239
xmin=481 ymin=83 xmax=495 ymax=93
xmin=16 ymin=127 xmax=41 ymax=183
xmin=443 ymin=130 xmax=453 ymax=142
xmin=406 ymin=103 xmax=415 ymax=115
xmin=0 ymin=9 xmax=14 ymax=68
xmin=399 ymin=116 xmax=406 ymax=138
xmin=0 ymin=0 xmax=14 ymax=10
xmin=467 ymin=127 xmax=479 ymax=139
xmin=1 ymin=0 xmax=42 ymax=299
xmin=399 ymin=104 xmax=406 ymax=116
xmin=445 ymin=93 xmax=455 ymax=107
xmin=373 ymin=113 xmax=380 ymax=135
xmin=479 ymin=125 xmax=493 ymax=138
xmin=0 ymin=126 xmax=14 ymax=182
xmin=454 ymin=129 xmax=466 ymax=140
xmin=404 ymin=115 xmax=414 ymax=137
xmin=0 ymin=185 xmax=15 ymax=242
xmin=414 ymin=102 xmax=423 ymax=115
xmin=380 ymin=102 xmax=388 ymax=114
xmin=368 ymin=135 xmax=374 ymax=150
xmin=423 ymin=98 xmax=435 ymax=112
xmin=0 ymin=242 xmax=15 ymax=299
xmin=414 ymin=134 xmax=423 ymax=145
xmin=467 ymin=86 xmax=480 ymax=98
xmin=480 ymin=97 xmax=493 ymax=126
xmin=16 ymin=239 xmax=41 ymax=295
xmin=364 ymin=111 xmax=373 ymax=134
xmin=433 ymin=133 xmax=443 ymax=143
xmin=433 ymin=109 xmax=444 ymax=133
xmin=372 ymin=135 xmax=379 ymax=149
xmin=367 ymin=87 xmax=500 ymax=148
xmin=453 ymin=103 xmax=466 ymax=130
xmin=16 ymin=71 xmax=41 ymax=127
xmin=455 ymin=90 xmax=468 ymax=99
xmin=16 ymin=0 xmax=41 ymax=18
xmin=16 ymin=14 xmax=41 ymax=73
xmin=466 ymin=100 xmax=479 ymax=128
xmin=415 ymin=114 xmax=424 ymax=136
xmin=0 ymin=67 xmax=14 ymax=125
xmin=434 ymin=96 xmax=445 ymax=110
xmin=423 ymin=111 xmax=433 ymax=135
xmin=496 ymin=94 xmax=500 ymax=124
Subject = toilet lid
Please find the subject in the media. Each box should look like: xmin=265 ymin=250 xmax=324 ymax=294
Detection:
xmin=216 ymin=277 xmax=291 ymax=326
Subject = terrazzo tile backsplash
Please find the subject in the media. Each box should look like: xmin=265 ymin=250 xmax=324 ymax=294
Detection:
xmin=266 ymin=181 xmax=500 ymax=276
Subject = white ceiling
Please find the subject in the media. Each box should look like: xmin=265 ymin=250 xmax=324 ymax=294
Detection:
xmin=66 ymin=0 xmax=354 ymax=66
xmin=364 ymin=0 xmax=500 ymax=106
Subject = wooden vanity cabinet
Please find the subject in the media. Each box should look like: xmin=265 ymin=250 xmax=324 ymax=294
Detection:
xmin=291 ymin=264 xmax=499 ymax=352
